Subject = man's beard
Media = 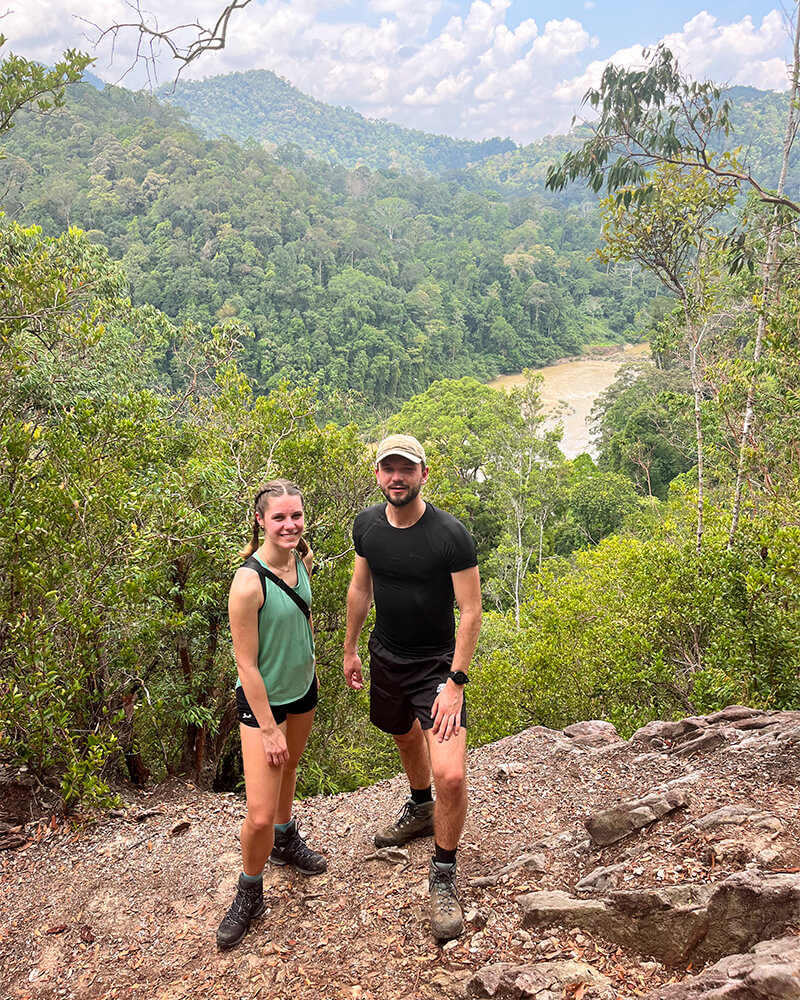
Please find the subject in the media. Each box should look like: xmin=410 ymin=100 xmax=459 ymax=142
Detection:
xmin=381 ymin=483 xmax=421 ymax=507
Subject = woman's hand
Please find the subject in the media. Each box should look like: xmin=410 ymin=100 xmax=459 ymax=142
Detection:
xmin=260 ymin=725 xmax=289 ymax=767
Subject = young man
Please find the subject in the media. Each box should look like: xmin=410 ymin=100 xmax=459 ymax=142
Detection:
xmin=343 ymin=434 xmax=482 ymax=940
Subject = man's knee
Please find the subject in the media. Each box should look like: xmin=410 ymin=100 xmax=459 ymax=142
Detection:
xmin=432 ymin=761 xmax=466 ymax=800
xmin=393 ymin=723 xmax=424 ymax=752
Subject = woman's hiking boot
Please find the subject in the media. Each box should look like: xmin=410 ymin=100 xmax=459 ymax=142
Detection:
xmin=374 ymin=798 xmax=434 ymax=847
xmin=216 ymin=874 xmax=265 ymax=950
xmin=428 ymin=858 xmax=463 ymax=940
xmin=269 ymin=818 xmax=327 ymax=874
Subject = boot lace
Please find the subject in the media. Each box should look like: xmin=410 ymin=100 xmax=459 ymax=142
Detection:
xmin=430 ymin=867 xmax=459 ymax=916
xmin=226 ymin=883 xmax=261 ymax=922
xmin=394 ymin=800 xmax=417 ymax=831
xmin=287 ymin=830 xmax=321 ymax=866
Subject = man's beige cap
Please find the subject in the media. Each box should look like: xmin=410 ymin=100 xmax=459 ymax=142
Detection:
xmin=375 ymin=434 xmax=426 ymax=465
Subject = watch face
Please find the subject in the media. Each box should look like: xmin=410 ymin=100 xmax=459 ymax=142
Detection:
xmin=449 ymin=670 xmax=468 ymax=684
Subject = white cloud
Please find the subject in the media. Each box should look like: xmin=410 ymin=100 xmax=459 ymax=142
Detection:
xmin=367 ymin=0 xmax=442 ymax=35
xmin=660 ymin=10 xmax=791 ymax=89
xmin=0 ymin=2 xmax=793 ymax=143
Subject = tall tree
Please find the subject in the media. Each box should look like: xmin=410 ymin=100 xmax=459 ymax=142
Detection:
xmin=546 ymin=41 xmax=800 ymax=216
xmin=728 ymin=10 xmax=800 ymax=544
xmin=547 ymin=28 xmax=800 ymax=546
xmin=596 ymin=163 xmax=736 ymax=553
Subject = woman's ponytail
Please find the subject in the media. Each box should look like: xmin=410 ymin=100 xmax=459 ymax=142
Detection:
xmin=239 ymin=517 xmax=261 ymax=562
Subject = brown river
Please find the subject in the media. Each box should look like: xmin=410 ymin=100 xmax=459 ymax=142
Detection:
xmin=488 ymin=343 xmax=651 ymax=458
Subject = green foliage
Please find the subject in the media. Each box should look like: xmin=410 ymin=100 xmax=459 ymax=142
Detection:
xmin=0 ymin=38 xmax=92 ymax=141
xmin=0 ymin=76 xmax=667 ymax=416
xmin=546 ymin=44 xmax=799 ymax=221
xmin=2 ymin=44 xmax=800 ymax=813
xmin=591 ymin=361 xmax=695 ymax=498
xmin=566 ymin=470 xmax=641 ymax=546
xmin=0 ymin=214 xmax=375 ymax=803
xmin=469 ymin=506 xmax=800 ymax=740
xmin=547 ymin=46 xmax=735 ymax=201
xmin=388 ymin=376 xmax=523 ymax=483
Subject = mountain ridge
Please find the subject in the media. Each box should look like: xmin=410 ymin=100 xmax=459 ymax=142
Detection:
xmin=157 ymin=68 xmax=516 ymax=172
xmin=156 ymin=69 xmax=798 ymax=197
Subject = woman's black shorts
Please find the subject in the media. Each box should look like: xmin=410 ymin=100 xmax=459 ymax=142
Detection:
xmin=236 ymin=676 xmax=318 ymax=727
xmin=367 ymin=634 xmax=467 ymax=736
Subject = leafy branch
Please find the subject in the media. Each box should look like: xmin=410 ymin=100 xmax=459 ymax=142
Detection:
xmin=0 ymin=35 xmax=91 ymax=139
xmin=546 ymin=44 xmax=800 ymax=216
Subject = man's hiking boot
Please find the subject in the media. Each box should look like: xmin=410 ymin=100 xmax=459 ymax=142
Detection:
xmin=269 ymin=818 xmax=327 ymax=875
xmin=428 ymin=858 xmax=463 ymax=940
xmin=374 ymin=798 xmax=434 ymax=848
xmin=216 ymin=874 xmax=265 ymax=950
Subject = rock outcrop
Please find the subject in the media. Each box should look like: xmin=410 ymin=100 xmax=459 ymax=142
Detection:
xmin=641 ymin=936 xmax=800 ymax=999
xmin=584 ymin=787 xmax=690 ymax=846
xmin=468 ymin=959 xmax=614 ymax=998
xmin=469 ymin=706 xmax=800 ymax=998
xmin=518 ymin=870 xmax=800 ymax=966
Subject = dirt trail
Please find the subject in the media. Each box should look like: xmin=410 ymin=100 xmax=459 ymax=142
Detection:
xmin=2 ymin=716 xmax=799 ymax=999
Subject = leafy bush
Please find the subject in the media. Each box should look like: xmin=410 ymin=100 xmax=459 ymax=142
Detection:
xmin=468 ymin=502 xmax=800 ymax=742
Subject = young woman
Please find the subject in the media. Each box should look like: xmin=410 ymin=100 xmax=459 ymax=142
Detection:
xmin=216 ymin=479 xmax=326 ymax=951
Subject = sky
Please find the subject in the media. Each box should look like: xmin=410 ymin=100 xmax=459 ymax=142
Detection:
xmin=3 ymin=1 xmax=797 ymax=144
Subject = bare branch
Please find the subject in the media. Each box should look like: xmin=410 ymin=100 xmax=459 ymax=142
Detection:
xmin=81 ymin=0 xmax=253 ymax=87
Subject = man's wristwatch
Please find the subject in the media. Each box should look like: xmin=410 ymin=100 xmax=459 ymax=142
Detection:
xmin=447 ymin=670 xmax=469 ymax=686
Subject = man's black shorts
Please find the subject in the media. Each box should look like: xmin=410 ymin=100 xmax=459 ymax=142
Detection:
xmin=236 ymin=677 xmax=318 ymax=727
xmin=368 ymin=634 xmax=467 ymax=735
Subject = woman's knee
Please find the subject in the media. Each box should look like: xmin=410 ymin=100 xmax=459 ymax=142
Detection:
xmin=244 ymin=805 xmax=278 ymax=832
xmin=282 ymin=759 xmax=300 ymax=780
xmin=245 ymin=809 xmax=275 ymax=834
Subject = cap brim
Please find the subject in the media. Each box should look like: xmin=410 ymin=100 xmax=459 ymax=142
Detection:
xmin=376 ymin=449 xmax=425 ymax=464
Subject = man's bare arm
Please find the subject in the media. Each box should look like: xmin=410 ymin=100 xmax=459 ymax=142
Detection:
xmin=343 ymin=554 xmax=373 ymax=690
xmin=430 ymin=564 xmax=482 ymax=740
xmin=451 ymin=565 xmax=482 ymax=676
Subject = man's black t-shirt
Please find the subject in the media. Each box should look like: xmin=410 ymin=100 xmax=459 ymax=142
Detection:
xmin=353 ymin=502 xmax=478 ymax=658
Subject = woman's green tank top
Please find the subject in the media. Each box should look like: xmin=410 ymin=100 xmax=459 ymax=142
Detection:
xmin=235 ymin=551 xmax=315 ymax=706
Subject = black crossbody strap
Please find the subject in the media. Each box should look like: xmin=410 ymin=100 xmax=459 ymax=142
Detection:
xmin=242 ymin=556 xmax=310 ymax=620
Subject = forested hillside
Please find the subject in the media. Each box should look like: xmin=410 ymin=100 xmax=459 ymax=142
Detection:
xmin=158 ymin=69 xmax=516 ymax=171
xmin=465 ymin=84 xmax=800 ymax=199
xmin=2 ymin=41 xmax=800 ymax=813
xmin=0 ymin=79 xmax=659 ymax=416
xmin=156 ymin=70 xmax=799 ymax=204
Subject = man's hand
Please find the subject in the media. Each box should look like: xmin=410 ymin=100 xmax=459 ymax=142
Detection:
xmin=344 ymin=651 xmax=364 ymax=690
xmin=431 ymin=681 xmax=463 ymax=742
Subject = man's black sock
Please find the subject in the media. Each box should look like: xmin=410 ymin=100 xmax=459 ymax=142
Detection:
xmin=410 ymin=785 xmax=433 ymax=805
xmin=434 ymin=843 xmax=457 ymax=866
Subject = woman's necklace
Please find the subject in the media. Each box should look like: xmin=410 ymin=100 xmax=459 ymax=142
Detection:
xmin=260 ymin=548 xmax=296 ymax=579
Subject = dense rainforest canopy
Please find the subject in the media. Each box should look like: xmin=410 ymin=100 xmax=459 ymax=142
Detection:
xmin=1 ymin=40 xmax=799 ymax=808
xmin=0 ymin=77 xmax=666 ymax=417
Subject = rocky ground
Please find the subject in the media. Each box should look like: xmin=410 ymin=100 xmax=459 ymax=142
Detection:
xmin=2 ymin=705 xmax=800 ymax=1000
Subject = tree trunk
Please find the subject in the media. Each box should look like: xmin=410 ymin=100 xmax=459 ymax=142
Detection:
xmin=682 ymin=299 xmax=705 ymax=557
xmin=200 ymin=694 xmax=239 ymax=789
xmin=728 ymin=6 xmax=800 ymax=545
